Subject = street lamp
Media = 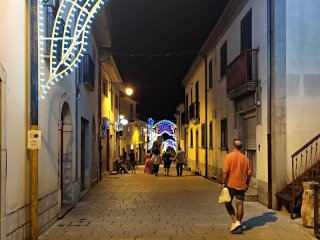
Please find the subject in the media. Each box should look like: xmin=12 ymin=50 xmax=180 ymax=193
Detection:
xmin=120 ymin=118 xmax=129 ymax=126
xmin=125 ymin=87 xmax=133 ymax=96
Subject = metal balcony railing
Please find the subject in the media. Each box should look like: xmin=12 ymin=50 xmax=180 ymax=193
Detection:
xmin=226 ymin=49 xmax=258 ymax=100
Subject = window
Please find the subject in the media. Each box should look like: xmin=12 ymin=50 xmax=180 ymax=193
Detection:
xmin=190 ymin=129 xmax=193 ymax=148
xmin=201 ymin=123 xmax=206 ymax=148
xmin=221 ymin=118 xmax=228 ymax=150
xmin=185 ymin=93 xmax=188 ymax=111
xmin=209 ymin=60 xmax=213 ymax=88
xmin=115 ymin=93 xmax=119 ymax=110
xmin=209 ymin=121 xmax=213 ymax=149
xmin=103 ymin=79 xmax=108 ymax=97
xmin=220 ymin=41 xmax=228 ymax=77
xmin=195 ymin=81 xmax=199 ymax=103
xmin=81 ymin=54 xmax=95 ymax=91
xmin=110 ymin=89 xmax=113 ymax=111
xmin=241 ymin=9 xmax=252 ymax=52
xmin=241 ymin=9 xmax=253 ymax=79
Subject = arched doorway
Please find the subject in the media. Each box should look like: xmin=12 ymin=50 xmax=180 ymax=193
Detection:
xmin=60 ymin=102 xmax=73 ymax=207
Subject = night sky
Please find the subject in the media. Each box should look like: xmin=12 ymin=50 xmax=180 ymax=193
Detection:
xmin=107 ymin=0 xmax=229 ymax=121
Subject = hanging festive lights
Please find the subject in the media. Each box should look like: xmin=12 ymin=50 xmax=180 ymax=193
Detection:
xmin=38 ymin=0 xmax=107 ymax=99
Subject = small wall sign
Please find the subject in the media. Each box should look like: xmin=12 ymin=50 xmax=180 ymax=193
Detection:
xmin=27 ymin=130 xmax=42 ymax=149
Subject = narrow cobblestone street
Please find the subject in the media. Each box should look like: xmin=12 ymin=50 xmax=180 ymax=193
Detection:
xmin=39 ymin=167 xmax=316 ymax=240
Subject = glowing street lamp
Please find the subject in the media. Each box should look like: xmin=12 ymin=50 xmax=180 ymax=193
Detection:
xmin=125 ymin=87 xmax=133 ymax=96
xmin=120 ymin=118 xmax=129 ymax=126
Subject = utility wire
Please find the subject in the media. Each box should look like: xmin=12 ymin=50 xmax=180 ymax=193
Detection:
xmin=107 ymin=50 xmax=199 ymax=58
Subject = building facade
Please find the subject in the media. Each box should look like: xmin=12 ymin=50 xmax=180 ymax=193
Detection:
xmin=119 ymin=97 xmax=148 ymax=165
xmin=0 ymin=0 xmax=119 ymax=238
xmin=177 ymin=0 xmax=320 ymax=208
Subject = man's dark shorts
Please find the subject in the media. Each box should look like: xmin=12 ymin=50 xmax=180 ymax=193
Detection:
xmin=227 ymin=187 xmax=246 ymax=202
xmin=164 ymin=161 xmax=172 ymax=168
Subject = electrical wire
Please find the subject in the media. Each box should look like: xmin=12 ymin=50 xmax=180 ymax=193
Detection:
xmin=108 ymin=50 xmax=199 ymax=58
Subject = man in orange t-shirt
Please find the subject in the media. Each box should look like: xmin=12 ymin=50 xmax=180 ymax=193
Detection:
xmin=223 ymin=139 xmax=251 ymax=233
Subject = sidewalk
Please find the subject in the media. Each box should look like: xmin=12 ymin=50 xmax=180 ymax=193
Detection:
xmin=39 ymin=166 xmax=316 ymax=240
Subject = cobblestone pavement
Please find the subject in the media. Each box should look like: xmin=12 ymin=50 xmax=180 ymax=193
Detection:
xmin=40 ymin=166 xmax=316 ymax=240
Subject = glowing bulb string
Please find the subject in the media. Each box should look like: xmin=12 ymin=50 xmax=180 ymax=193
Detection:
xmin=38 ymin=0 xmax=106 ymax=99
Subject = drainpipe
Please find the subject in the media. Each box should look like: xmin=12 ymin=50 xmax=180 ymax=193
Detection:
xmin=98 ymin=61 xmax=102 ymax=181
xmin=267 ymin=0 xmax=273 ymax=209
xmin=76 ymin=58 xmax=80 ymax=184
xmin=200 ymin=52 xmax=208 ymax=178
xmin=29 ymin=0 xmax=39 ymax=239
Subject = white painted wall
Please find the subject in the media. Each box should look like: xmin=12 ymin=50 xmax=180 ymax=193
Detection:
xmin=210 ymin=0 xmax=268 ymax=183
xmin=0 ymin=0 xmax=28 ymax=213
xmin=76 ymin=33 xmax=99 ymax=189
xmin=285 ymin=0 xmax=320 ymax=180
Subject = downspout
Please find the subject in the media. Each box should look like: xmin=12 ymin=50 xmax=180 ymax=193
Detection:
xmin=267 ymin=0 xmax=273 ymax=209
xmin=205 ymin=55 xmax=208 ymax=179
xmin=98 ymin=61 xmax=102 ymax=181
xmin=75 ymin=58 xmax=80 ymax=184
xmin=200 ymin=52 xmax=208 ymax=178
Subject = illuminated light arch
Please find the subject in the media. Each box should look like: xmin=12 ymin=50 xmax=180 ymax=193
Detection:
xmin=162 ymin=139 xmax=177 ymax=152
xmin=38 ymin=0 xmax=106 ymax=99
xmin=148 ymin=120 xmax=177 ymax=151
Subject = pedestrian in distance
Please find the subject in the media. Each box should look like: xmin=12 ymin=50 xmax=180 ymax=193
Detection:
xmin=150 ymin=148 xmax=162 ymax=176
xmin=174 ymin=146 xmax=186 ymax=176
xmin=123 ymin=148 xmax=127 ymax=161
xmin=144 ymin=150 xmax=152 ymax=174
xmin=129 ymin=150 xmax=136 ymax=174
xmin=152 ymin=136 xmax=163 ymax=154
xmin=223 ymin=139 xmax=252 ymax=234
xmin=162 ymin=148 xmax=172 ymax=176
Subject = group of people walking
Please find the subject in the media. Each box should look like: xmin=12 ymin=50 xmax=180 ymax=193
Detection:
xmin=144 ymin=146 xmax=187 ymax=176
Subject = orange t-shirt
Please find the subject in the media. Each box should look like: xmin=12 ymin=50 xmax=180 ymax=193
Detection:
xmin=223 ymin=149 xmax=252 ymax=190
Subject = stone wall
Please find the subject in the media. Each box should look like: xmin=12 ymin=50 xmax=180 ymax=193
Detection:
xmin=6 ymin=191 xmax=58 ymax=239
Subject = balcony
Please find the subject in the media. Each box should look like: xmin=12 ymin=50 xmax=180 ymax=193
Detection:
xmin=226 ymin=49 xmax=258 ymax=100
xmin=80 ymin=54 xmax=95 ymax=91
xmin=189 ymin=102 xmax=200 ymax=124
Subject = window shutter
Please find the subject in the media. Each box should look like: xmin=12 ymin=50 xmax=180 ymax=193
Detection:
xmin=245 ymin=116 xmax=256 ymax=149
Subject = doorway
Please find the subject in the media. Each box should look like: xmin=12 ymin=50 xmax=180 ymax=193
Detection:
xmin=81 ymin=118 xmax=89 ymax=191
xmin=185 ymin=129 xmax=188 ymax=159
xmin=243 ymin=113 xmax=257 ymax=187
xmin=60 ymin=103 xmax=73 ymax=206
xmin=196 ymin=130 xmax=199 ymax=169
xmin=91 ymin=119 xmax=97 ymax=184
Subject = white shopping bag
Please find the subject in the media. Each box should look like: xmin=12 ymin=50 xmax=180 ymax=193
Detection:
xmin=218 ymin=187 xmax=231 ymax=204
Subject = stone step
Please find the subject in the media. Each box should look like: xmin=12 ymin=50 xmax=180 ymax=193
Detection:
xmin=245 ymin=186 xmax=258 ymax=202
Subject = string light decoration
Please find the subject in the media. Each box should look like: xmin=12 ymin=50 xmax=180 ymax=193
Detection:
xmin=38 ymin=0 xmax=106 ymax=99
